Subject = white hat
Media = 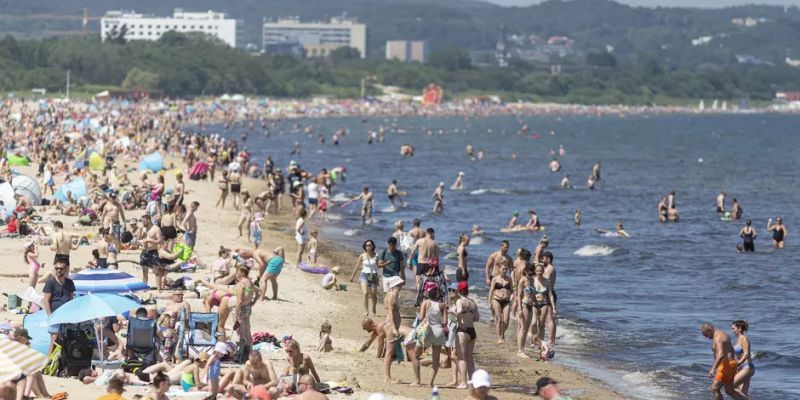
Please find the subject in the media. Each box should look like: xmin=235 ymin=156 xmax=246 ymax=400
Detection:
xmin=471 ymin=369 xmax=491 ymax=389
xmin=214 ymin=342 xmax=229 ymax=355
xmin=385 ymin=276 xmax=403 ymax=289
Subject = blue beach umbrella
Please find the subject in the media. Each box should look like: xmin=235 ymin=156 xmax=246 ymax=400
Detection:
xmin=70 ymin=268 xmax=149 ymax=294
xmin=47 ymin=293 xmax=140 ymax=325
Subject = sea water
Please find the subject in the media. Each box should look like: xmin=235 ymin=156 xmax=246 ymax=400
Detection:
xmin=211 ymin=113 xmax=800 ymax=399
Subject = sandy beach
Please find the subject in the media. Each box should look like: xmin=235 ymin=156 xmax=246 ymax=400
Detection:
xmin=0 ymin=158 xmax=622 ymax=400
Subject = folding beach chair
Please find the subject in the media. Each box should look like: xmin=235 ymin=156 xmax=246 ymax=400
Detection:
xmin=123 ymin=317 xmax=158 ymax=373
xmin=182 ymin=312 xmax=218 ymax=359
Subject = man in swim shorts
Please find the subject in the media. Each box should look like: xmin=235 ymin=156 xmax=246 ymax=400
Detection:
xmin=716 ymin=191 xmax=726 ymax=213
xmin=700 ymin=323 xmax=749 ymax=400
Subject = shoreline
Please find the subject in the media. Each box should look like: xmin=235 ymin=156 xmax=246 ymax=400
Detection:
xmin=0 ymin=161 xmax=622 ymax=399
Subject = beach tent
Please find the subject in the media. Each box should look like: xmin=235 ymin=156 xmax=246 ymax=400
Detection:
xmin=139 ymin=152 xmax=164 ymax=172
xmin=5 ymin=154 xmax=29 ymax=166
xmin=22 ymin=311 xmax=49 ymax=355
xmin=55 ymin=177 xmax=87 ymax=203
xmin=11 ymin=174 xmax=42 ymax=205
xmin=0 ymin=182 xmax=16 ymax=216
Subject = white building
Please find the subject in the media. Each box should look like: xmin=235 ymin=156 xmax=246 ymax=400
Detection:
xmin=101 ymin=8 xmax=237 ymax=47
xmin=262 ymin=16 xmax=366 ymax=58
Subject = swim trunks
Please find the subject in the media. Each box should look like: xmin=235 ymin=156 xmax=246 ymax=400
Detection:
xmin=54 ymin=253 xmax=70 ymax=267
xmin=231 ymin=183 xmax=241 ymax=193
xmin=714 ymin=359 xmax=738 ymax=385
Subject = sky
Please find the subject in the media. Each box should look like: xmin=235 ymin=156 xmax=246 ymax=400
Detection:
xmin=483 ymin=0 xmax=799 ymax=7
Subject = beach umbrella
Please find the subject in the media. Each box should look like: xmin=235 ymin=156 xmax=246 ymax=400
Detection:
xmin=0 ymin=182 xmax=16 ymax=216
xmin=70 ymin=268 xmax=149 ymax=294
xmin=0 ymin=337 xmax=48 ymax=382
xmin=47 ymin=293 xmax=140 ymax=325
xmin=11 ymin=174 xmax=42 ymax=205
xmin=54 ymin=177 xmax=87 ymax=204
xmin=47 ymin=293 xmax=140 ymax=372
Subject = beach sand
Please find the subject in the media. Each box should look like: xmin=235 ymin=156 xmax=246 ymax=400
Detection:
xmin=0 ymin=162 xmax=622 ymax=400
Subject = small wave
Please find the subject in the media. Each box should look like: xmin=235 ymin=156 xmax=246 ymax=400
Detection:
xmin=343 ymin=229 xmax=359 ymax=237
xmin=325 ymin=214 xmax=342 ymax=221
xmin=574 ymin=244 xmax=617 ymax=257
xmin=331 ymin=193 xmax=351 ymax=202
xmin=469 ymin=188 xmax=512 ymax=196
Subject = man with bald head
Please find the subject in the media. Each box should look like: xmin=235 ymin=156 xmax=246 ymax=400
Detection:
xmin=700 ymin=323 xmax=749 ymax=400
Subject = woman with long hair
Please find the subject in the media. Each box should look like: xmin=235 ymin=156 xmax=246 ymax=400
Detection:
xmin=731 ymin=320 xmax=755 ymax=395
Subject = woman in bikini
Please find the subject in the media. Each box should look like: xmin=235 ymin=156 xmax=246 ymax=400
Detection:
xmin=294 ymin=208 xmax=308 ymax=267
xmin=237 ymin=191 xmax=253 ymax=239
xmin=529 ymin=264 xmax=557 ymax=348
xmin=456 ymin=233 xmax=470 ymax=283
xmin=454 ymin=281 xmax=479 ymax=389
xmin=234 ymin=266 xmax=256 ymax=352
xmin=159 ymin=204 xmax=179 ymax=250
xmin=283 ymin=339 xmax=321 ymax=383
xmin=24 ymin=241 xmax=42 ymax=289
xmin=215 ymin=171 xmax=229 ymax=209
xmin=515 ymin=265 xmax=537 ymax=358
xmin=488 ymin=262 xmax=513 ymax=344
xmin=195 ymin=280 xmax=235 ymax=341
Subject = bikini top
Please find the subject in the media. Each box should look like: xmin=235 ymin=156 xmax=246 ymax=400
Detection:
xmin=734 ymin=344 xmax=743 ymax=355
xmin=494 ymin=281 xmax=511 ymax=291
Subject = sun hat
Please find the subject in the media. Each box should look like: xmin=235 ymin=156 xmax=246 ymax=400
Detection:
xmin=471 ymin=369 xmax=491 ymax=388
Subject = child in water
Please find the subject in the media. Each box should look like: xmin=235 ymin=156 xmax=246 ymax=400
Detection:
xmin=317 ymin=322 xmax=333 ymax=352
xmin=307 ymin=230 xmax=319 ymax=265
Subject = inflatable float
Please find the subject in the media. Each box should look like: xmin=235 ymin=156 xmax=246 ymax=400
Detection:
xmin=298 ymin=261 xmax=330 ymax=274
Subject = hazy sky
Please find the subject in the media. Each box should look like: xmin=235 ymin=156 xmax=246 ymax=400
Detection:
xmin=485 ymin=0 xmax=799 ymax=7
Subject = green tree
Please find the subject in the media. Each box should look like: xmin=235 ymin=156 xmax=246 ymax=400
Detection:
xmin=121 ymin=68 xmax=160 ymax=90
xmin=429 ymin=48 xmax=472 ymax=71
xmin=329 ymin=46 xmax=361 ymax=62
xmin=586 ymin=52 xmax=617 ymax=68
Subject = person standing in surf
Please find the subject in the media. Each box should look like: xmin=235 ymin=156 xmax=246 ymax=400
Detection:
xmin=700 ymin=323 xmax=749 ymax=400
xmin=352 ymin=186 xmax=374 ymax=224
xmin=731 ymin=198 xmax=743 ymax=221
xmin=592 ymin=161 xmax=601 ymax=181
xmin=767 ymin=217 xmax=787 ymax=249
xmin=717 ymin=191 xmax=727 ymax=213
xmin=432 ymin=182 xmax=445 ymax=214
xmin=387 ymin=180 xmax=400 ymax=209
xmin=451 ymin=172 xmax=465 ymax=190
xmin=739 ymin=220 xmax=756 ymax=252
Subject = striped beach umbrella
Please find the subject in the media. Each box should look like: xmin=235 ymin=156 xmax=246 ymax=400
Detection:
xmin=70 ymin=268 xmax=149 ymax=294
xmin=0 ymin=337 xmax=48 ymax=382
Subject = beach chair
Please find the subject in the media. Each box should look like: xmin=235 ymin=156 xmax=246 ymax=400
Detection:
xmin=123 ymin=317 xmax=159 ymax=373
xmin=182 ymin=312 xmax=218 ymax=359
xmin=58 ymin=322 xmax=95 ymax=377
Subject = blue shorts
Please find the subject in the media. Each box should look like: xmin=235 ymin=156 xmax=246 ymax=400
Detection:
xmin=308 ymin=198 xmax=318 ymax=205
xmin=359 ymin=272 xmax=379 ymax=288
xmin=48 ymin=323 xmax=61 ymax=334
xmin=112 ymin=223 xmax=122 ymax=239
xmin=184 ymin=231 xmax=196 ymax=247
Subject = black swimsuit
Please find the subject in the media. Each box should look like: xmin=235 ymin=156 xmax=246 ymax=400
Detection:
xmin=773 ymin=227 xmax=785 ymax=242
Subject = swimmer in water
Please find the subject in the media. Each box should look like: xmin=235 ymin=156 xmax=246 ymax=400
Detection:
xmin=716 ymin=191 xmax=727 ymax=213
xmin=432 ymin=182 xmax=445 ymax=214
xmin=739 ymin=220 xmax=756 ymax=252
xmin=548 ymin=158 xmax=561 ymax=173
xmin=767 ymin=217 xmax=787 ymax=249
xmin=731 ymin=198 xmax=742 ymax=221
xmin=465 ymin=144 xmax=474 ymax=157
xmin=560 ymin=175 xmax=569 ymax=189
xmin=507 ymin=212 xmax=520 ymax=229
xmin=658 ymin=197 xmax=668 ymax=223
xmin=594 ymin=223 xmax=630 ymax=237
xmin=574 ymin=208 xmax=581 ymax=226
xmin=592 ymin=161 xmax=601 ymax=181
xmin=476 ymin=150 xmax=484 ymax=160
xmin=558 ymin=145 xmax=566 ymax=157
xmin=525 ymin=210 xmax=540 ymax=230
xmin=587 ymin=175 xmax=596 ymax=190
xmin=387 ymin=180 xmax=399 ymax=208
xmin=451 ymin=172 xmax=465 ymax=190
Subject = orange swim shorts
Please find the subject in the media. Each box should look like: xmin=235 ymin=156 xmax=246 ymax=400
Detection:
xmin=714 ymin=359 xmax=738 ymax=384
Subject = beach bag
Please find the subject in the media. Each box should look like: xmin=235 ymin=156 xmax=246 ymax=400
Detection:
xmin=400 ymin=234 xmax=414 ymax=252
xmin=413 ymin=320 xmax=430 ymax=347
xmin=172 ymin=242 xmax=193 ymax=262
xmin=393 ymin=340 xmax=404 ymax=364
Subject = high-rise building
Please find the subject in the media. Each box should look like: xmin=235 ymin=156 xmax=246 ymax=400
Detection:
xmin=262 ymin=16 xmax=366 ymax=58
xmin=101 ymin=9 xmax=237 ymax=47
xmin=386 ymin=40 xmax=428 ymax=63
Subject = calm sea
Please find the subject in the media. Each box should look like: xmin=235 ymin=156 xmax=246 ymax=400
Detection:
xmin=210 ymin=113 xmax=800 ymax=399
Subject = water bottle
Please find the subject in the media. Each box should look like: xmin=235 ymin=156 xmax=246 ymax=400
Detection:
xmin=431 ymin=386 xmax=440 ymax=400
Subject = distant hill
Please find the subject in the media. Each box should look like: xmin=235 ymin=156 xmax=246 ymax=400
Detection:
xmin=0 ymin=0 xmax=799 ymax=68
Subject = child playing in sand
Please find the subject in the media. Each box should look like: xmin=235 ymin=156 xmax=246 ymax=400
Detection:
xmin=251 ymin=213 xmax=264 ymax=248
xmin=533 ymin=337 xmax=555 ymax=362
xmin=307 ymin=230 xmax=319 ymax=264
xmin=317 ymin=322 xmax=333 ymax=352
xmin=321 ymin=266 xmax=341 ymax=290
